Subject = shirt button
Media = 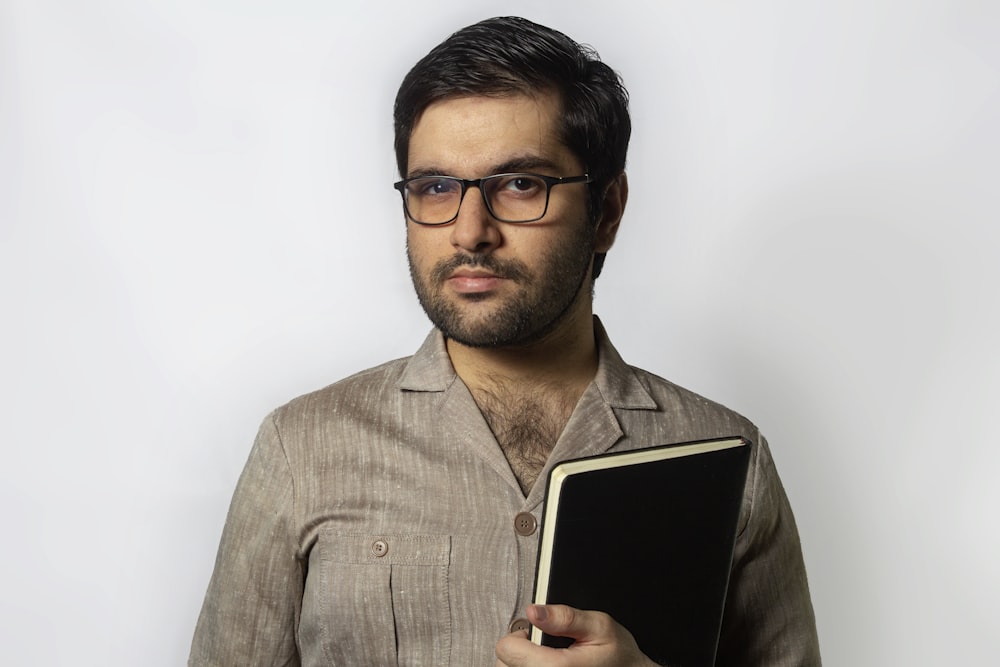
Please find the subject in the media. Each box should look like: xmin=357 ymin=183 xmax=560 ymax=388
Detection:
xmin=513 ymin=512 xmax=537 ymax=536
xmin=371 ymin=539 xmax=389 ymax=557
xmin=509 ymin=617 xmax=531 ymax=634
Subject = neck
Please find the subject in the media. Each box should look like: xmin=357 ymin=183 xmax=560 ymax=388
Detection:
xmin=446 ymin=306 xmax=599 ymax=397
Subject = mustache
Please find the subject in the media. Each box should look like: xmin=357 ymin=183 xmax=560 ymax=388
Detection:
xmin=430 ymin=254 xmax=530 ymax=283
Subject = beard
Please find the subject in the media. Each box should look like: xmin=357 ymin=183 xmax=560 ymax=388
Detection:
xmin=407 ymin=220 xmax=597 ymax=348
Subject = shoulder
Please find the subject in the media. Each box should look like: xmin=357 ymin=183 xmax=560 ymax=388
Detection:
xmin=624 ymin=365 xmax=760 ymax=443
xmin=593 ymin=319 xmax=757 ymax=439
xmin=270 ymin=355 xmax=413 ymax=427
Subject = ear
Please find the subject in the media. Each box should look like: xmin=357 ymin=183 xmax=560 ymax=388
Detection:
xmin=594 ymin=173 xmax=628 ymax=253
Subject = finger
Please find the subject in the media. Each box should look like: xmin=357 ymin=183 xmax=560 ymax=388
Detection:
xmin=494 ymin=629 xmax=531 ymax=666
xmin=526 ymin=604 xmax=616 ymax=644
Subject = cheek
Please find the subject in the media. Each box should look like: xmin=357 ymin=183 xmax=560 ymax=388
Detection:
xmin=515 ymin=222 xmax=586 ymax=260
xmin=406 ymin=228 xmax=443 ymax=269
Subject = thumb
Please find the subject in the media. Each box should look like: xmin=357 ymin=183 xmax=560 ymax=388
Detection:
xmin=527 ymin=604 xmax=612 ymax=642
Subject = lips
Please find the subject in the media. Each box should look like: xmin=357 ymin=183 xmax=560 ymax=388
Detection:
xmin=430 ymin=254 xmax=528 ymax=292
xmin=446 ymin=269 xmax=505 ymax=294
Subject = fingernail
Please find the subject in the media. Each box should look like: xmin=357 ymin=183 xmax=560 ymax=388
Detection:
xmin=531 ymin=604 xmax=548 ymax=622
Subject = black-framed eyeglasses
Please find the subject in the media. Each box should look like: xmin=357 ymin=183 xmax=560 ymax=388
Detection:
xmin=393 ymin=172 xmax=592 ymax=226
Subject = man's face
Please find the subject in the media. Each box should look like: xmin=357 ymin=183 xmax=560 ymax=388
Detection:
xmin=405 ymin=93 xmax=599 ymax=348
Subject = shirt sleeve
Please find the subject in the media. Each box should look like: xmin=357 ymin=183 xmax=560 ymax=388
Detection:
xmin=189 ymin=413 xmax=303 ymax=667
xmin=715 ymin=434 xmax=822 ymax=666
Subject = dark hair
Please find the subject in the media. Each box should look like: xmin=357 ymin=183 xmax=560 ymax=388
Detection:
xmin=393 ymin=17 xmax=631 ymax=278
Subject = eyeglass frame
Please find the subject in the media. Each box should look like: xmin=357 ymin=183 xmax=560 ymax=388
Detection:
xmin=392 ymin=172 xmax=592 ymax=226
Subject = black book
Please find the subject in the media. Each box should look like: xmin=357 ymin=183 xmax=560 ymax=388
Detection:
xmin=530 ymin=437 xmax=751 ymax=666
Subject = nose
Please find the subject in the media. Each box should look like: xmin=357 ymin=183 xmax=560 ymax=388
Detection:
xmin=450 ymin=184 xmax=500 ymax=254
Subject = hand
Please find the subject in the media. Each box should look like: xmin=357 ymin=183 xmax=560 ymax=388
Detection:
xmin=494 ymin=604 xmax=659 ymax=667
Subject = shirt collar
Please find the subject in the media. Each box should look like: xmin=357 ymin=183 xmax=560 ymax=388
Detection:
xmin=398 ymin=316 xmax=658 ymax=412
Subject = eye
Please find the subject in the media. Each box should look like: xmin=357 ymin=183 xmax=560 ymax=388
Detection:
xmin=410 ymin=177 xmax=461 ymax=197
xmin=495 ymin=174 xmax=545 ymax=197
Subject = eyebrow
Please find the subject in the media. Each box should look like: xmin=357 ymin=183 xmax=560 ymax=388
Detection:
xmin=407 ymin=154 xmax=565 ymax=179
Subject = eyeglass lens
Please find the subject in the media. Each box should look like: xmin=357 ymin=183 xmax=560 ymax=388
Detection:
xmin=403 ymin=174 xmax=550 ymax=224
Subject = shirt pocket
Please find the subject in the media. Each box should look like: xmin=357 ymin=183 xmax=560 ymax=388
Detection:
xmin=301 ymin=531 xmax=452 ymax=667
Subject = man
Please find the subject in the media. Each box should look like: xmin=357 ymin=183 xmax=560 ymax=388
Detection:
xmin=190 ymin=16 xmax=820 ymax=666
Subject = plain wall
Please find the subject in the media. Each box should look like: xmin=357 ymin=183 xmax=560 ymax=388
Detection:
xmin=2 ymin=1 xmax=997 ymax=664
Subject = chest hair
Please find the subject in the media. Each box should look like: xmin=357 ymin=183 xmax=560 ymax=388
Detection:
xmin=473 ymin=384 xmax=578 ymax=495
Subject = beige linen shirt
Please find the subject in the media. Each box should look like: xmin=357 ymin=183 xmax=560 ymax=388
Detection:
xmin=190 ymin=320 xmax=820 ymax=665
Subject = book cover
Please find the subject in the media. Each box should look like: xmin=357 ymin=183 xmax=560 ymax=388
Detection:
xmin=530 ymin=437 xmax=751 ymax=666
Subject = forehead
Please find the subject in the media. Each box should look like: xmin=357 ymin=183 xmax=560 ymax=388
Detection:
xmin=406 ymin=92 xmax=578 ymax=176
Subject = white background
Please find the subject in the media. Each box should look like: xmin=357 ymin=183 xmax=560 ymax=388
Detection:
xmin=2 ymin=1 xmax=997 ymax=664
